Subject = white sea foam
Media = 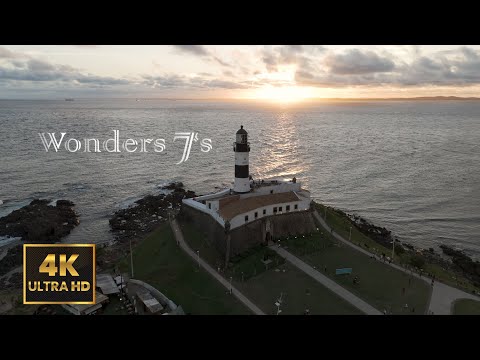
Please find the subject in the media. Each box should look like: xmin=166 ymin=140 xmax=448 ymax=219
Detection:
xmin=0 ymin=236 xmax=22 ymax=247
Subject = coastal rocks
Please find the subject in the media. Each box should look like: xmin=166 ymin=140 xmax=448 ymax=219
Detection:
xmin=334 ymin=208 xmax=394 ymax=248
xmin=0 ymin=245 xmax=22 ymax=277
xmin=440 ymin=245 xmax=480 ymax=287
xmin=161 ymin=181 xmax=184 ymax=191
xmin=109 ymin=182 xmax=196 ymax=243
xmin=0 ymin=199 xmax=79 ymax=243
xmin=325 ymin=203 xmax=480 ymax=289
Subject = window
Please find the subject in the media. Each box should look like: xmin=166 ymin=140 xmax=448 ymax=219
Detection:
xmin=245 ymin=215 xmax=249 ymax=222
xmin=255 ymin=212 xmax=258 ymax=219
xmin=286 ymin=205 xmax=290 ymax=212
xmin=294 ymin=204 xmax=298 ymax=210
xmin=208 ymin=203 xmax=211 ymax=209
xmin=279 ymin=206 xmax=282 ymax=212
xmin=263 ymin=209 xmax=266 ymax=215
xmin=273 ymin=207 xmax=277 ymax=213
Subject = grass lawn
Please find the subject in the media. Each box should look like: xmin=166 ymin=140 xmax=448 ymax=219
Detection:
xmin=118 ymin=223 xmax=251 ymax=315
xmin=314 ymin=202 xmax=479 ymax=294
xmin=235 ymin=262 xmax=363 ymax=315
xmin=179 ymin=221 xmax=361 ymax=315
xmin=282 ymin=231 xmax=431 ymax=315
xmin=453 ymin=299 xmax=480 ymax=315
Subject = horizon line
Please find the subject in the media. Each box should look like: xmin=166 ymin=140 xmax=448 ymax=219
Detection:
xmin=2 ymin=96 xmax=480 ymax=102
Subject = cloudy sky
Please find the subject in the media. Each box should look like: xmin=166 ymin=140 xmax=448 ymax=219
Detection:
xmin=2 ymin=45 xmax=480 ymax=100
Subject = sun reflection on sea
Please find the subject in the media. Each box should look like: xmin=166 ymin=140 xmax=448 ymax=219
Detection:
xmin=251 ymin=111 xmax=310 ymax=188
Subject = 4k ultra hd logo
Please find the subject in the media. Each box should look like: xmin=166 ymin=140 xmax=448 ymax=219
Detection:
xmin=23 ymin=244 xmax=96 ymax=304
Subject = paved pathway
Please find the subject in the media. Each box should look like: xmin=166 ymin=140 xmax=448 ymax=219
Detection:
xmin=271 ymin=245 xmax=382 ymax=315
xmin=313 ymin=210 xmax=480 ymax=315
xmin=170 ymin=219 xmax=265 ymax=315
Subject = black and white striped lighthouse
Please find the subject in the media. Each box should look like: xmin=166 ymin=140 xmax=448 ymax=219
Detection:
xmin=233 ymin=125 xmax=250 ymax=193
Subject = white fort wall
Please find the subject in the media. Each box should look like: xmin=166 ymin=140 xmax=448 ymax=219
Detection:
xmin=228 ymin=197 xmax=311 ymax=229
xmin=182 ymin=190 xmax=311 ymax=231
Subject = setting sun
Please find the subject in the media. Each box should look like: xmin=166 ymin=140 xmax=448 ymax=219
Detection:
xmin=246 ymin=85 xmax=318 ymax=102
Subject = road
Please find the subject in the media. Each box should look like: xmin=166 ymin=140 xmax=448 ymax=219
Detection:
xmin=170 ymin=219 xmax=265 ymax=315
xmin=313 ymin=210 xmax=480 ymax=315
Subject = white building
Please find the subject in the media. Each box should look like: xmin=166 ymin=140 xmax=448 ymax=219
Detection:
xmin=182 ymin=126 xmax=312 ymax=231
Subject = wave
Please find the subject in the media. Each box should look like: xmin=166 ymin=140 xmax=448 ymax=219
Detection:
xmin=0 ymin=198 xmax=32 ymax=219
xmin=0 ymin=236 xmax=22 ymax=248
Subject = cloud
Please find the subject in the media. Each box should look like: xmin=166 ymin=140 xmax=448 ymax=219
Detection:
xmin=172 ymin=45 xmax=210 ymax=56
xmin=261 ymin=45 xmax=324 ymax=72
xmin=171 ymin=45 xmax=231 ymax=67
xmin=4 ymin=45 xmax=480 ymax=98
xmin=72 ymin=45 xmax=98 ymax=48
xmin=324 ymin=49 xmax=396 ymax=74
xmin=142 ymin=73 xmax=249 ymax=89
xmin=0 ymin=57 xmax=132 ymax=86
xmin=0 ymin=46 xmax=27 ymax=59
xmin=295 ymin=46 xmax=480 ymax=88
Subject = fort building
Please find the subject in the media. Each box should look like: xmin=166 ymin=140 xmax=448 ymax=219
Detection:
xmin=181 ymin=126 xmax=316 ymax=266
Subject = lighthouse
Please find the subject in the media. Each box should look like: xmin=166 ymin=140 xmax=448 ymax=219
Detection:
xmin=233 ymin=125 xmax=250 ymax=193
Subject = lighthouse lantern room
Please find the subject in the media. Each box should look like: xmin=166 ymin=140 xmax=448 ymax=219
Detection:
xmin=233 ymin=125 xmax=250 ymax=193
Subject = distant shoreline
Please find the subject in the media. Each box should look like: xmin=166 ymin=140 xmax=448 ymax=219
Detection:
xmin=1 ymin=96 xmax=480 ymax=102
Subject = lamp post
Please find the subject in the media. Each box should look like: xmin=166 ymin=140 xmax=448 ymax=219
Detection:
xmin=275 ymin=292 xmax=283 ymax=315
xmin=392 ymin=237 xmax=395 ymax=260
xmin=229 ymin=276 xmax=233 ymax=294
xmin=349 ymin=226 xmax=352 ymax=242
xmin=129 ymin=238 xmax=134 ymax=278
xmin=196 ymin=250 xmax=200 ymax=269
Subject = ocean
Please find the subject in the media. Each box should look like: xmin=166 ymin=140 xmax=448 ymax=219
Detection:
xmin=0 ymin=99 xmax=479 ymax=258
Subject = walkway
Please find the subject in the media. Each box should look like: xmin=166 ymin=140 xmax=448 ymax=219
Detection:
xmin=271 ymin=245 xmax=382 ymax=315
xmin=170 ymin=219 xmax=265 ymax=315
xmin=313 ymin=210 xmax=480 ymax=315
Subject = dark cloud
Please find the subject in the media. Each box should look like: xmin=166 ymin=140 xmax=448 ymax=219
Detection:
xmin=142 ymin=73 xmax=249 ymax=89
xmin=324 ymin=49 xmax=395 ymax=74
xmin=171 ymin=45 xmax=231 ymax=67
xmin=0 ymin=57 xmax=132 ymax=86
xmin=261 ymin=45 xmax=325 ymax=72
xmin=173 ymin=45 xmax=210 ymax=56
xmin=295 ymin=47 xmax=480 ymax=87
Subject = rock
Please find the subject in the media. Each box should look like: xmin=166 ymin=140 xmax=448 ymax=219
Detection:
xmin=0 ymin=245 xmax=22 ymax=277
xmin=161 ymin=181 xmax=184 ymax=191
xmin=108 ymin=186 xmax=196 ymax=246
xmin=0 ymin=199 xmax=79 ymax=243
xmin=56 ymin=200 xmax=75 ymax=207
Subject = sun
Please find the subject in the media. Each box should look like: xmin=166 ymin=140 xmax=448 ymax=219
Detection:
xmin=247 ymin=85 xmax=318 ymax=103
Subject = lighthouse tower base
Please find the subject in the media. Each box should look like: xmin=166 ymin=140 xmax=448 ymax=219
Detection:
xmin=234 ymin=178 xmax=250 ymax=193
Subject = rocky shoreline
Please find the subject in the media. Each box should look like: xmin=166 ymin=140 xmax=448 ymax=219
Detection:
xmin=0 ymin=199 xmax=79 ymax=243
xmin=0 ymin=199 xmax=79 ymax=291
xmin=328 ymin=206 xmax=480 ymax=289
xmin=98 ymin=182 xmax=196 ymax=268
